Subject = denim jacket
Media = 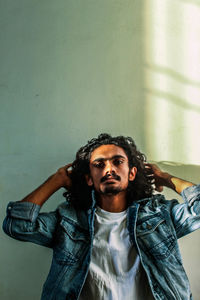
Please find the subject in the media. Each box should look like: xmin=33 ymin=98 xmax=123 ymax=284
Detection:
xmin=3 ymin=184 xmax=200 ymax=300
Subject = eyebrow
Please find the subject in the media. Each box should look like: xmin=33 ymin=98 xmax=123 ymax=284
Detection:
xmin=92 ymin=155 xmax=127 ymax=163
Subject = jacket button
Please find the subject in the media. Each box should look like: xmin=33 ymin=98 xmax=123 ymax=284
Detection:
xmin=147 ymin=224 xmax=152 ymax=230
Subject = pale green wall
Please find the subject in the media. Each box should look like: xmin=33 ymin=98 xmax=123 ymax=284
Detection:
xmin=1 ymin=1 xmax=200 ymax=299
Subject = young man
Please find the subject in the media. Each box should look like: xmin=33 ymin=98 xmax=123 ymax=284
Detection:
xmin=3 ymin=133 xmax=200 ymax=300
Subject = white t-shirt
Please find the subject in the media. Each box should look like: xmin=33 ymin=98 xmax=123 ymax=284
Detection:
xmin=79 ymin=206 xmax=154 ymax=300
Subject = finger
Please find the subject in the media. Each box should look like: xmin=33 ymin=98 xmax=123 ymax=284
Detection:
xmin=145 ymin=168 xmax=154 ymax=176
xmin=144 ymin=163 xmax=152 ymax=169
xmin=64 ymin=163 xmax=73 ymax=169
xmin=63 ymin=163 xmax=73 ymax=175
xmin=146 ymin=173 xmax=154 ymax=178
xmin=155 ymin=186 xmax=163 ymax=192
xmin=63 ymin=164 xmax=73 ymax=172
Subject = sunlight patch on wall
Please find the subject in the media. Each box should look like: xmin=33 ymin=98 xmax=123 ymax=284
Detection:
xmin=143 ymin=0 xmax=200 ymax=164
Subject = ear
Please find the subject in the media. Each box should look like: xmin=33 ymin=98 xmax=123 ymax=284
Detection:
xmin=129 ymin=167 xmax=137 ymax=181
xmin=85 ymin=174 xmax=93 ymax=186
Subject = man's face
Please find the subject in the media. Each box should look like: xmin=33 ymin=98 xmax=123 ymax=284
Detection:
xmin=86 ymin=144 xmax=137 ymax=195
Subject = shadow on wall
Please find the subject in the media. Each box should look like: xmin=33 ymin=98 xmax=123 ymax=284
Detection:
xmin=144 ymin=63 xmax=200 ymax=113
xmin=143 ymin=0 xmax=200 ymax=165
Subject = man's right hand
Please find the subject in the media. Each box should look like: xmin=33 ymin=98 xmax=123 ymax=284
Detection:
xmin=20 ymin=163 xmax=73 ymax=206
xmin=55 ymin=163 xmax=73 ymax=189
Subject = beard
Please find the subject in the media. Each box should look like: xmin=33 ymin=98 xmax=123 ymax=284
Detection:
xmin=101 ymin=185 xmax=125 ymax=195
xmin=99 ymin=173 xmax=123 ymax=195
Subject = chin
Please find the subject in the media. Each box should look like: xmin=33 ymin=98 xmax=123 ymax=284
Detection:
xmin=102 ymin=186 xmax=123 ymax=195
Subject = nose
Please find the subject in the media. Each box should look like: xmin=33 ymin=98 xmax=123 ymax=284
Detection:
xmin=104 ymin=161 xmax=115 ymax=175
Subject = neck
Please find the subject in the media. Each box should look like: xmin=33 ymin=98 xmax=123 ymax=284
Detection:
xmin=96 ymin=191 xmax=127 ymax=212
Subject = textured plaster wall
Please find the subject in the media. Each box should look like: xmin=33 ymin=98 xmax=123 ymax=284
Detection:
xmin=1 ymin=1 xmax=200 ymax=299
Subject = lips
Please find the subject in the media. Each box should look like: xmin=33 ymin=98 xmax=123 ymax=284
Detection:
xmin=104 ymin=178 xmax=116 ymax=184
xmin=104 ymin=178 xmax=116 ymax=183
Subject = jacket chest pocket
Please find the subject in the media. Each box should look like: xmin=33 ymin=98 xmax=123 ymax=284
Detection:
xmin=54 ymin=218 xmax=90 ymax=264
xmin=136 ymin=215 xmax=176 ymax=259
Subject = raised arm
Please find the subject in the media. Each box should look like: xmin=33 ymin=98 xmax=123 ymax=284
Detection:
xmin=2 ymin=164 xmax=73 ymax=247
xmin=20 ymin=163 xmax=72 ymax=206
xmin=145 ymin=163 xmax=195 ymax=194
xmin=145 ymin=164 xmax=200 ymax=239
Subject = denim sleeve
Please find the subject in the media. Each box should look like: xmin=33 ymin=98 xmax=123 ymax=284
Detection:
xmin=171 ymin=184 xmax=200 ymax=238
xmin=2 ymin=201 xmax=58 ymax=248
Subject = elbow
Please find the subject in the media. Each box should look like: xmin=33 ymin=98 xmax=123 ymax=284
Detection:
xmin=2 ymin=216 xmax=12 ymax=237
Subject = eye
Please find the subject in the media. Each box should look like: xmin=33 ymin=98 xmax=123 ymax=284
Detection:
xmin=113 ymin=159 xmax=123 ymax=166
xmin=93 ymin=161 xmax=105 ymax=168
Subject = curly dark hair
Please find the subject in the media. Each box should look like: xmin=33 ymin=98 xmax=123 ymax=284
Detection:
xmin=64 ymin=133 xmax=153 ymax=210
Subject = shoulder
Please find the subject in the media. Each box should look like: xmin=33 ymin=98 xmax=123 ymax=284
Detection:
xmin=135 ymin=194 xmax=179 ymax=218
xmin=56 ymin=200 xmax=77 ymax=217
xmin=56 ymin=200 xmax=89 ymax=230
xmin=138 ymin=193 xmax=179 ymax=207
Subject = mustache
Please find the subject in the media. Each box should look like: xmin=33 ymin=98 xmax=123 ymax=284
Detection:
xmin=101 ymin=173 xmax=121 ymax=183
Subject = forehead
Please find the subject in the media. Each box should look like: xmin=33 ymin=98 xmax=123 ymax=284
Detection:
xmin=90 ymin=144 xmax=128 ymax=161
